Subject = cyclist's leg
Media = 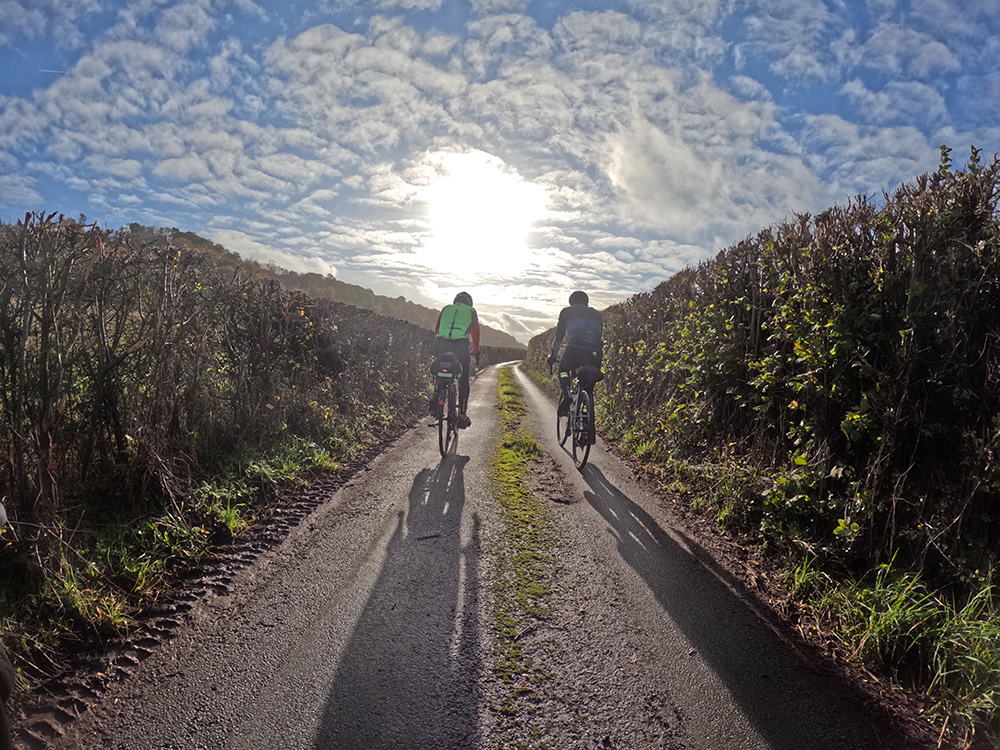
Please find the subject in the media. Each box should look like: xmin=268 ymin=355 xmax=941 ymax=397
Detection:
xmin=456 ymin=340 xmax=472 ymax=417
xmin=557 ymin=348 xmax=584 ymax=415
xmin=578 ymin=355 xmax=603 ymax=444
xmin=431 ymin=337 xmax=451 ymax=414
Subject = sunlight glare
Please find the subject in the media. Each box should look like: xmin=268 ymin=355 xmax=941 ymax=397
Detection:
xmin=419 ymin=151 xmax=548 ymax=279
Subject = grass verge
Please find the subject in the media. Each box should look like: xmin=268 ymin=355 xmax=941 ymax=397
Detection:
xmin=488 ymin=366 xmax=555 ymax=748
xmin=788 ymin=556 xmax=1000 ymax=745
xmin=0 ymin=416 xmax=408 ymax=696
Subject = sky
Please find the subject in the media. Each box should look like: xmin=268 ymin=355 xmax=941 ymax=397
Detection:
xmin=1 ymin=0 xmax=998 ymax=343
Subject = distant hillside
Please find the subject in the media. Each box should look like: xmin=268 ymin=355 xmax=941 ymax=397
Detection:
xmin=126 ymin=224 xmax=525 ymax=350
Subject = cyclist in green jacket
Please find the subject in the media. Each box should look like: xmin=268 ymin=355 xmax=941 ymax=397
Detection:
xmin=433 ymin=292 xmax=481 ymax=428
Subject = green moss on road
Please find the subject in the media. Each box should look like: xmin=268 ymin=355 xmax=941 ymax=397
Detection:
xmin=489 ymin=366 xmax=556 ymax=748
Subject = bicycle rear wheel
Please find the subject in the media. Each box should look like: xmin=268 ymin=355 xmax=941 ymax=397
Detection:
xmin=440 ymin=379 xmax=459 ymax=456
xmin=436 ymin=380 xmax=448 ymax=456
xmin=572 ymin=389 xmax=592 ymax=468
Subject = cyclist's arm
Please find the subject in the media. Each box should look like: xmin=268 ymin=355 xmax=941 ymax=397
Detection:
xmin=550 ymin=311 xmax=567 ymax=359
xmin=470 ymin=310 xmax=481 ymax=355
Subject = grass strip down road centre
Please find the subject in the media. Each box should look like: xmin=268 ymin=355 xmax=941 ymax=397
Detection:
xmin=489 ymin=366 xmax=556 ymax=741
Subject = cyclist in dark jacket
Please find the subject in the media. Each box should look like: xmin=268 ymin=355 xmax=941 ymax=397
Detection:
xmin=433 ymin=291 xmax=481 ymax=427
xmin=547 ymin=290 xmax=603 ymax=416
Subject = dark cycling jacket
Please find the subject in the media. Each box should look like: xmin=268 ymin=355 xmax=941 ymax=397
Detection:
xmin=550 ymin=303 xmax=603 ymax=358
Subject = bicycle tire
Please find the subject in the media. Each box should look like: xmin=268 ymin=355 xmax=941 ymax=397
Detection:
xmin=448 ymin=381 xmax=459 ymax=451
xmin=556 ymin=392 xmax=571 ymax=446
xmin=437 ymin=380 xmax=448 ymax=456
xmin=572 ymin=389 xmax=592 ymax=468
xmin=440 ymin=379 xmax=458 ymax=456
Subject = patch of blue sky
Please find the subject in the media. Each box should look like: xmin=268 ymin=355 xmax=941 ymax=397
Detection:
xmin=0 ymin=43 xmax=72 ymax=97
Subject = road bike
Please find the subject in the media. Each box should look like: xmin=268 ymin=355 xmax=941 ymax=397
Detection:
xmin=555 ymin=365 xmax=600 ymax=469
xmin=432 ymin=353 xmax=461 ymax=456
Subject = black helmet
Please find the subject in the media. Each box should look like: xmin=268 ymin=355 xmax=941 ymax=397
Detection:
xmin=569 ymin=290 xmax=588 ymax=305
xmin=454 ymin=291 xmax=473 ymax=306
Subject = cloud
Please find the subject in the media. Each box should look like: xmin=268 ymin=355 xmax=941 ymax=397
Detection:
xmin=380 ymin=0 xmax=444 ymax=10
xmin=854 ymin=23 xmax=960 ymax=78
xmin=0 ymin=170 xmax=42 ymax=211
xmin=156 ymin=0 xmax=217 ymax=53
xmin=740 ymin=0 xmax=846 ymax=81
xmin=803 ymin=114 xmax=938 ymax=198
xmin=1 ymin=0 xmax=996 ymax=344
xmin=84 ymin=155 xmax=144 ymax=179
xmin=553 ymin=11 xmax=642 ymax=57
xmin=468 ymin=0 xmax=530 ymax=14
xmin=841 ymin=78 xmax=948 ymax=126
xmin=155 ymin=154 xmax=214 ymax=181
xmin=0 ymin=0 xmax=99 ymax=49
xmin=264 ymin=22 xmax=469 ymax=157
xmin=955 ymin=71 xmax=1000 ymax=128
xmin=909 ymin=0 xmax=1000 ymax=45
xmin=605 ymin=117 xmax=722 ymax=237
xmin=477 ymin=310 xmax=537 ymax=343
xmin=210 ymin=228 xmax=338 ymax=276
xmin=627 ymin=0 xmax=728 ymax=64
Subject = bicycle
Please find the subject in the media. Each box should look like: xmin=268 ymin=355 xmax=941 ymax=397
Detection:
xmin=554 ymin=365 xmax=600 ymax=469
xmin=432 ymin=352 xmax=462 ymax=456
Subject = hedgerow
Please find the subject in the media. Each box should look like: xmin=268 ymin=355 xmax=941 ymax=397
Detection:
xmin=0 ymin=213 xmax=447 ymax=672
xmin=526 ymin=149 xmax=1000 ymax=738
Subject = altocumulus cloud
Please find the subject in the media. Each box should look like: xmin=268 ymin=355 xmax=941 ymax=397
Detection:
xmin=0 ymin=0 xmax=998 ymax=342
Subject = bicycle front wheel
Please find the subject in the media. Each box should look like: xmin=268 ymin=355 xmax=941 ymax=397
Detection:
xmin=572 ymin=389 xmax=592 ymax=468
xmin=556 ymin=395 xmax=570 ymax=446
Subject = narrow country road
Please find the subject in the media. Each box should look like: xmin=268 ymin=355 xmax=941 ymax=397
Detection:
xmin=30 ymin=363 xmax=903 ymax=750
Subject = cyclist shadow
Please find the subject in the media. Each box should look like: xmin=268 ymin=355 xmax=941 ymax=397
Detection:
xmin=579 ymin=464 xmax=881 ymax=750
xmin=315 ymin=455 xmax=481 ymax=750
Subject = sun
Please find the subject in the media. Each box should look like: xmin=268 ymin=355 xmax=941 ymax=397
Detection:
xmin=418 ymin=150 xmax=549 ymax=279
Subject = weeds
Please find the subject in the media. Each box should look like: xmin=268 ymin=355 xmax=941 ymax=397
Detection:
xmin=781 ymin=555 xmax=1000 ymax=739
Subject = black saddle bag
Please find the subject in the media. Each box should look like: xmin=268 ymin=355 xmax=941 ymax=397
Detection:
xmin=432 ymin=353 xmax=463 ymax=379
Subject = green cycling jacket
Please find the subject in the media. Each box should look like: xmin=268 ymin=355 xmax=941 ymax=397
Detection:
xmin=437 ymin=303 xmax=475 ymax=339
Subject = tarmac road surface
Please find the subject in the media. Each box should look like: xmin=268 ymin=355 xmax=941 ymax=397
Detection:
xmin=34 ymin=363 xmax=897 ymax=750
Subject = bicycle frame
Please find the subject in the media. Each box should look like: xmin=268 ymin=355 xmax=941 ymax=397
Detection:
xmin=555 ymin=368 xmax=593 ymax=468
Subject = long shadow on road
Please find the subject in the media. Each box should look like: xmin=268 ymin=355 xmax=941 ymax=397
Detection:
xmin=580 ymin=464 xmax=891 ymax=750
xmin=315 ymin=455 xmax=481 ymax=750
